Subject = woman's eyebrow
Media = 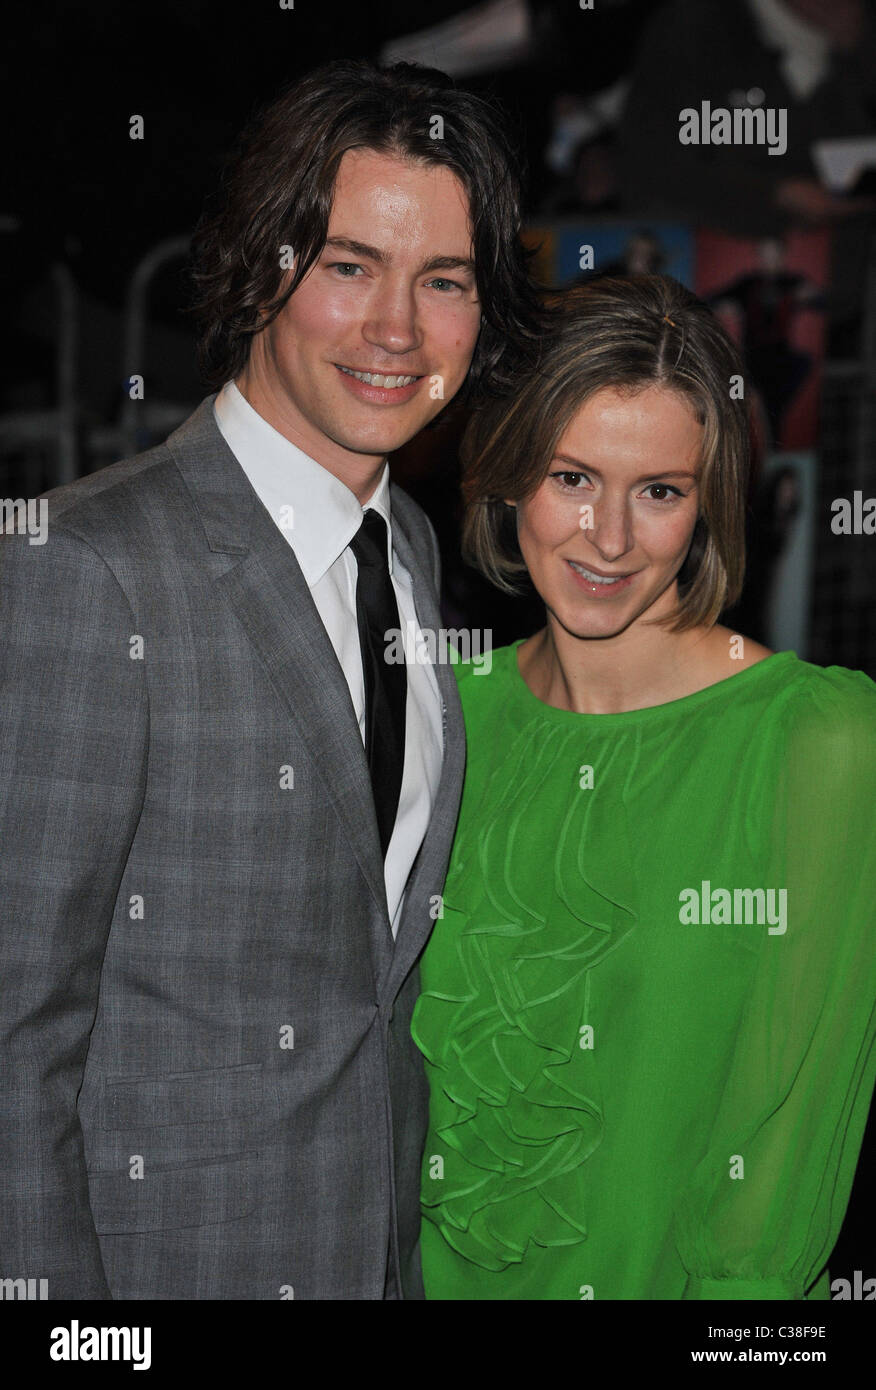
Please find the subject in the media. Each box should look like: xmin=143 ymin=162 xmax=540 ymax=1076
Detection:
xmin=552 ymin=452 xmax=698 ymax=482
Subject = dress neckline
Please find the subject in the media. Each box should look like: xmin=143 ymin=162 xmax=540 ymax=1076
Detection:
xmin=507 ymin=638 xmax=798 ymax=725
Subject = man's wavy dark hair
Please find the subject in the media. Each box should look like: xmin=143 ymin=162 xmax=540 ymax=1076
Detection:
xmin=188 ymin=59 xmax=544 ymax=402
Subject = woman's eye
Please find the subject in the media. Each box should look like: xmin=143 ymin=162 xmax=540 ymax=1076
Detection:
xmin=643 ymin=483 xmax=682 ymax=502
xmin=550 ymin=470 xmax=588 ymax=489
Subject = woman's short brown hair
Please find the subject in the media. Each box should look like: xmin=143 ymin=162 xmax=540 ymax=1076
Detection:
xmin=461 ymin=274 xmax=750 ymax=632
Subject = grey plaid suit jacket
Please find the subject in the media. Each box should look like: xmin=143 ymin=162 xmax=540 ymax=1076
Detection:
xmin=0 ymin=396 xmax=466 ymax=1300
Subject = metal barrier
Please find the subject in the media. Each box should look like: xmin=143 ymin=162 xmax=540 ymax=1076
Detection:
xmin=118 ymin=235 xmax=193 ymax=461
xmin=0 ymin=261 xmax=79 ymax=491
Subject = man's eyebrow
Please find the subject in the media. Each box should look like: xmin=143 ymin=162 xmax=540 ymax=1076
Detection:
xmin=324 ymin=237 xmax=475 ymax=277
xmin=324 ymin=236 xmax=389 ymax=264
xmin=420 ymin=254 xmax=476 ymax=276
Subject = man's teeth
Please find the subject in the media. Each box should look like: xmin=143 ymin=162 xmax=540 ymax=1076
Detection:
xmin=338 ymin=366 xmax=419 ymax=388
xmin=568 ymin=561 xmax=625 ymax=585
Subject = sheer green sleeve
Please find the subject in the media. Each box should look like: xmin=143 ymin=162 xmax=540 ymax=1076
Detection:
xmin=674 ymin=669 xmax=876 ymax=1300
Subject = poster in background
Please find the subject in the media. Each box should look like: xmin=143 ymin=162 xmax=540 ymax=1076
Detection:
xmin=695 ymin=228 xmax=831 ymax=453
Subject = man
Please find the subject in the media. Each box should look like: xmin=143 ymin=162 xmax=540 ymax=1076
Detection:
xmin=0 ymin=60 xmax=540 ymax=1300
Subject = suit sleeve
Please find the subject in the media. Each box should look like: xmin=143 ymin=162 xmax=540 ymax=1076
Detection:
xmin=672 ymin=675 xmax=876 ymax=1299
xmin=0 ymin=522 xmax=148 ymax=1299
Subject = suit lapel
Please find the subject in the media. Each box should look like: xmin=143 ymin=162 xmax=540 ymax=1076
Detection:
xmin=166 ymin=396 xmax=466 ymax=994
xmin=384 ymin=507 xmax=466 ymax=998
xmin=167 ymin=398 xmax=393 ymax=972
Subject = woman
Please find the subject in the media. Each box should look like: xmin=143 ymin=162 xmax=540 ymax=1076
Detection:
xmin=412 ymin=275 xmax=876 ymax=1300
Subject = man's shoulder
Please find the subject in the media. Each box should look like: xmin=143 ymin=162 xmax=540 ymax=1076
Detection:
xmin=42 ymin=442 xmax=173 ymax=525
xmin=34 ymin=398 xmax=217 ymax=556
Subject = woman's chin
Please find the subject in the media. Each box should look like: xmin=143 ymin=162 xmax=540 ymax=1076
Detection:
xmin=547 ymin=601 xmax=638 ymax=643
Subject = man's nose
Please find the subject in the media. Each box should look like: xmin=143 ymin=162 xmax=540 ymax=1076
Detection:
xmin=362 ymin=279 xmax=422 ymax=356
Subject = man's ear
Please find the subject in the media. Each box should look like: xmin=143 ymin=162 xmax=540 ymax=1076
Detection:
xmin=503 ymin=499 xmax=517 ymax=508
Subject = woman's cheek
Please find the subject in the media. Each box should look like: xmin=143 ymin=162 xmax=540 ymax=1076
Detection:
xmin=643 ymin=504 xmax=696 ymax=560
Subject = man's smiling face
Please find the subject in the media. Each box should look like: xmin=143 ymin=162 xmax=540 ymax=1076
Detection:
xmin=237 ymin=148 xmax=483 ymax=490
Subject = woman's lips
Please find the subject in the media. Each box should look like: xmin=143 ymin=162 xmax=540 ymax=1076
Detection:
xmin=565 ymin=558 xmax=637 ymax=595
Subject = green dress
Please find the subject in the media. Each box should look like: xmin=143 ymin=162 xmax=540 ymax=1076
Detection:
xmin=413 ymin=640 xmax=876 ymax=1300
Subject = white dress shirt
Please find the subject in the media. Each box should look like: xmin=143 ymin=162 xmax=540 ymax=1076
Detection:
xmin=213 ymin=380 xmax=444 ymax=938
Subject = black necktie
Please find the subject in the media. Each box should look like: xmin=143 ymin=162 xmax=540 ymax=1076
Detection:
xmin=349 ymin=509 xmax=407 ymax=858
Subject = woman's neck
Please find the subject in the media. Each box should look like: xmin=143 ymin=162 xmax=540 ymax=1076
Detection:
xmin=519 ymin=619 xmax=768 ymax=715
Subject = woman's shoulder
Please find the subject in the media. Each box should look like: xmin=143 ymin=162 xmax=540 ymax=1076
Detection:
xmin=710 ymin=628 xmax=876 ymax=728
xmin=769 ymin=651 xmax=876 ymax=767
xmin=776 ymin=652 xmax=876 ymax=711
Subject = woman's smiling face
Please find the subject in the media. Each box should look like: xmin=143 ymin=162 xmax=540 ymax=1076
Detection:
xmin=511 ymin=384 xmax=705 ymax=641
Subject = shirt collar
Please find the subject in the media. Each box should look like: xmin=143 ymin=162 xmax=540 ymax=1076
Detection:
xmin=213 ymin=379 xmax=394 ymax=584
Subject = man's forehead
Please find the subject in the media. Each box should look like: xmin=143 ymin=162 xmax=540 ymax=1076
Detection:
xmin=333 ymin=145 xmax=464 ymax=186
xmin=329 ymin=149 xmax=473 ymax=230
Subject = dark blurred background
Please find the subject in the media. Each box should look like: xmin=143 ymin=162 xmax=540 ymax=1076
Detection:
xmin=4 ymin=0 xmax=875 ymax=1288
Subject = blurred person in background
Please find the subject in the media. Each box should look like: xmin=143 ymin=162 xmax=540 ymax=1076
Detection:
xmin=707 ymin=236 xmax=825 ymax=447
xmin=619 ymin=0 xmax=876 ymax=350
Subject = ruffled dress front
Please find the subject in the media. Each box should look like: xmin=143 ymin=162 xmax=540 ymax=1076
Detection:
xmin=413 ymin=641 xmax=876 ymax=1299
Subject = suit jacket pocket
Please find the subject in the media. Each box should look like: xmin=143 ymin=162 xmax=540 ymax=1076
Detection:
xmin=102 ymin=1061 xmax=266 ymax=1129
xmin=89 ymin=1152 xmax=259 ymax=1233
xmin=87 ymin=1062 xmax=275 ymax=1234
